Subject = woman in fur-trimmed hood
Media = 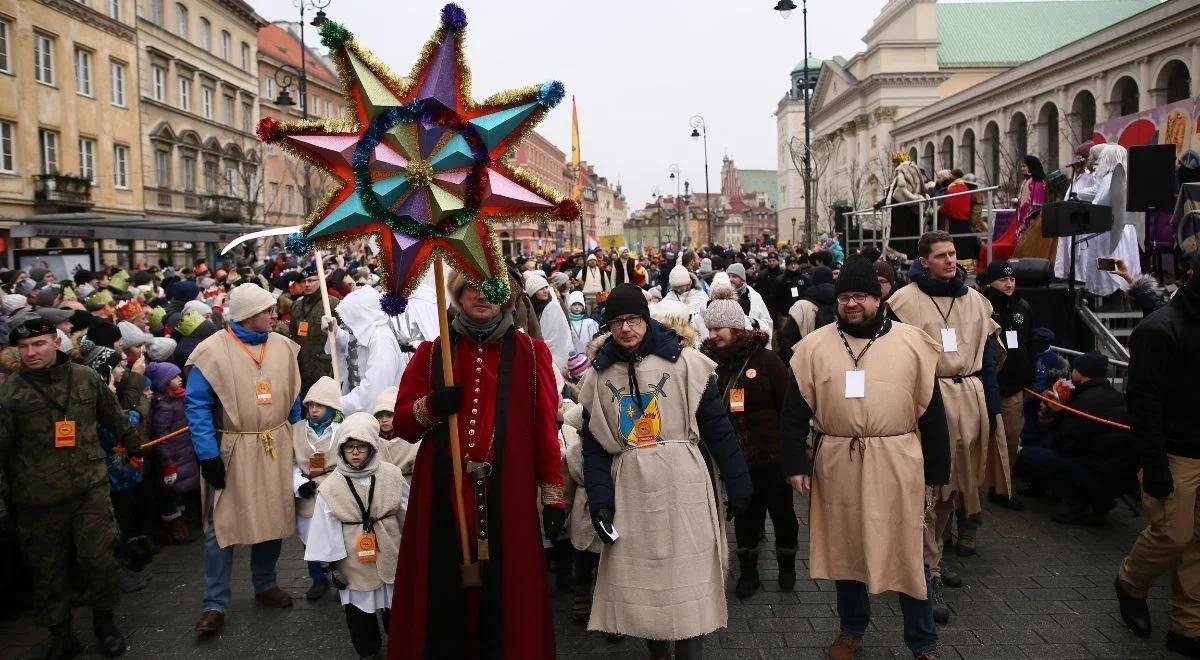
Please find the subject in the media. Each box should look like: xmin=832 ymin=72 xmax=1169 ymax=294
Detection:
xmin=699 ymin=282 xmax=796 ymax=601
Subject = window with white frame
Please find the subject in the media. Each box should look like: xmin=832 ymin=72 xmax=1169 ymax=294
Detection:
xmin=151 ymin=65 xmax=165 ymax=101
xmin=0 ymin=20 xmax=12 ymax=74
xmin=285 ymin=185 xmax=294 ymax=213
xmin=225 ymin=166 xmax=235 ymax=195
xmin=223 ymin=94 xmax=233 ymax=126
xmin=0 ymin=121 xmax=13 ymax=173
xmin=201 ymin=86 xmax=212 ymax=118
xmin=149 ymin=0 xmax=163 ymax=25
xmin=241 ymin=102 xmax=251 ymax=132
xmin=203 ymin=160 xmax=216 ymax=193
xmin=74 ymin=48 xmax=93 ymax=96
xmin=110 ymin=60 xmax=126 ymax=106
xmin=324 ymin=99 xmax=332 ymax=117
xmin=34 ymin=33 xmax=54 ymax=85
xmin=175 ymin=4 xmax=188 ymax=39
xmin=199 ymin=17 xmax=210 ymax=50
xmin=78 ymin=137 xmax=96 ymax=183
xmin=39 ymin=129 xmax=59 ymax=174
xmin=264 ymin=76 xmax=274 ymax=99
xmin=220 ymin=31 xmax=230 ymax=60
xmin=108 ymin=0 xmax=120 ymax=20
xmin=269 ymin=182 xmax=278 ymax=205
xmin=113 ymin=144 xmax=129 ymax=188
xmin=155 ymin=150 xmax=170 ymax=188
xmin=240 ymin=42 xmax=250 ymax=71
xmin=181 ymin=155 xmax=194 ymax=191
xmin=178 ymin=77 xmax=190 ymax=110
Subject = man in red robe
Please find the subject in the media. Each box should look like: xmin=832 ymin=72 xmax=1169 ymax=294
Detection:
xmin=388 ymin=269 xmax=566 ymax=659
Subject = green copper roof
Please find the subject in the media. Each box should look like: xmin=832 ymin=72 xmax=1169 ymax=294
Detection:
xmin=791 ymin=56 xmax=823 ymax=76
xmin=739 ymin=170 xmax=779 ymax=210
xmin=937 ymin=0 xmax=1158 ymax=67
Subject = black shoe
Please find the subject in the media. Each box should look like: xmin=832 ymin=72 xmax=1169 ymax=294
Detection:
xmin=930 ymin=576 xmax=950 ymax=624
xmin=938 ymin=562 xmax=962 ymax=588
xmin=777 ymin=549 xmax=797 ymax=592
xmin=45 ymin=623 xmax=82 ymax=660
xmin=92 ymin=610 xmax=126 ymax=657
xmin=132 ymin=536 xmax=159 ymax=557
xmin=1167 ymin=631 xmax=1200 ymax=658
xmin=735 ymin=549 xmax=760 ymax=600
xmin=988 ymin=490 xmax=1024 ymax=511
xmin=1114 ymin=577 xmax=1152 ymax=638
xmin=1051 ymin=508 xmax=1106 ymax=527
xmin=305 ymin=579 xmax=330 ymax=601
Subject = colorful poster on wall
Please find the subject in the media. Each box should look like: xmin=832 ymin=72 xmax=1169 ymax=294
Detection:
xmin=1093 ymin=96 xmax=1200 ymax=156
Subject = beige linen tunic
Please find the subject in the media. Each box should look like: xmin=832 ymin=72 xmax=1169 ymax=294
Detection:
xmin=790 ymin=322 xmax=941 ymax=598
xmin=580 ymin=347 xmax=726 ymax=641
xmin=188 ymin=330 xmax=301 ymax=547
xmin=887 ymin=284 xmax=1002 ymax=514
xmin=291 ymin=423 xmax=336 ymax=519
xmin=318 ymin=462 xmax=406 ymax=591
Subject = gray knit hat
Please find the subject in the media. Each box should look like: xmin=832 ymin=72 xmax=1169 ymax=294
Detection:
xmin=702 ymin=283 xmax=746 ymax=331
xmin=725 ymin=263 xmax=747 ymax=282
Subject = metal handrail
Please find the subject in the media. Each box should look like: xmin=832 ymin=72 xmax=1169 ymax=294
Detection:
xmin=1049 ymin=344 xmax=1128 ymax=369
xmin=842 ymin=185 xmax=1002 ymax=261
xmin=1077 ymin=299 xmax=1131 ymax=363
xmin=843 ymin=184 xmax=1002 ymax=216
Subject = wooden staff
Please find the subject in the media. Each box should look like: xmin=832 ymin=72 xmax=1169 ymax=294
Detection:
xmin=314 ymin=251 xmax=340 ymax=383
xmin=140 ymin=426 xmax=190 ymax=450
xmin=433 ymin=255 xmax=482 ymax=588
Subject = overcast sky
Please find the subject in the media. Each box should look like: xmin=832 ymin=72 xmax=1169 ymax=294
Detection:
xmin=252 ymin=0 xmax=889 ymax=213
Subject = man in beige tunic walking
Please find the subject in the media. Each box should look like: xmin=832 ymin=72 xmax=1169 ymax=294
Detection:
xmin=782 ymin=255 xmax=950 ymax=660
xmin=886 ymin=231 xmax=1004 ymax=624
xmin=185 ymin=283 xmax=305 ymax=634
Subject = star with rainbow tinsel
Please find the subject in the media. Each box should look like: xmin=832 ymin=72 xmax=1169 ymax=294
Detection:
xmin=256 ymin=3 xmax=580 ymax=313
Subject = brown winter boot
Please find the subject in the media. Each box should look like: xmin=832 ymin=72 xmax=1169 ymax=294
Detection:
xmin=829 ymin=631 xmax=863 ymax=660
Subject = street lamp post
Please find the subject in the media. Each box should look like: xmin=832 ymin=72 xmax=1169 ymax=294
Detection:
xmin=775 ymin=0 xmax=811 ymax=247
xmin=689 ymin=115 xmax=712 ymax=248
xmin=683 ymin=180 xmax=691 ymax=249
xmin=668 ymin=163 xmax=681 ymax=248
xmin=651 ymin=187 xmax=662 ymax=251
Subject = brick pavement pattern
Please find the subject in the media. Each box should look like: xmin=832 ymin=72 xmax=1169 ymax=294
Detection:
xmin=0 ymin=496 xmax=1188 ymax=659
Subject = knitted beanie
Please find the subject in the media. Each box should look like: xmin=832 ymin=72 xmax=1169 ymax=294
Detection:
xmin=725 ymin=263 xmax=747 ymax=282
xmin=567 ymin=352 xmax=591 ymax=380
xmin=226 ymin=283 xmax=275 ymax=322
xmin=86 ymin=320 xmax=122 ymax=349
xmin=703 ymin=283 xmax=747 ymax=330
xmin=668 ymin=265 xmax=690 ymax=288
xmin=567 ymin=291 xmax=585 ymax=309
xmin=1073 ymin=350 xmax=1108 ymax=378
xmin=168 ymin=280 xmax=202 ymax=302
xmin=182 ymin=300 xmax=211 ymax=317
xmin=834 ymin=255 xmax=882 ymax=297
xmin=523 ymin=273 xmax=550 ymax=298
xmin=118 ymin=321 xmax=151 ymax=348
xmin=873 ymin=260 xmax=896 ymax=285
xmin=811 ymin=266 xmax=834 ymax=286
xmin=146 ymin=361 xmax=181 ymax=393
xmin=979 ymin=259 xmax=1017 ymax=286
xmin=602 ymin=283 xmax=650 ymax=325
xmin=145 ymin=336 xmax=177 ymax=363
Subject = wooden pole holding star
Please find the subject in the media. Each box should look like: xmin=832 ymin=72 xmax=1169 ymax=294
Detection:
xmin=251 ymin=3 xmax=580 ymax=587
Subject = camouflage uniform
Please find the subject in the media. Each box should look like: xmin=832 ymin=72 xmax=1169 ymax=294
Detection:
xmin=289 ymin=293 xmax=338 ymax=395
xmin=0 ymin=354 xmax=141 ymax=626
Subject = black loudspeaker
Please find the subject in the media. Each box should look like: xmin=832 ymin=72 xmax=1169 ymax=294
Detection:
xmin=1127 ymin=144 xmax=1177 ymax=212
xmin=993 ymin=257 xmax=1053 ymax=287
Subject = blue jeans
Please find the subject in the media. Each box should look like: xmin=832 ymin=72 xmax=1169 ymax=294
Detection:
xmin=835 ymin=568 xmax=937 ymax=654
xmin=200 ymin=487 xmax=283 ymax=613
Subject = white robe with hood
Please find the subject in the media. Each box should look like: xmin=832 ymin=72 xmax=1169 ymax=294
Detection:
xmin=330 ymin=285 xmax=406 ymax=415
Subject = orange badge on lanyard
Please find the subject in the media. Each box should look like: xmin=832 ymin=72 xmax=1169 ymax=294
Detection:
xmin=54 ymin=420 xmax=76 ymax=448
xmin=356 ymin=533 xmax=377 ymax=563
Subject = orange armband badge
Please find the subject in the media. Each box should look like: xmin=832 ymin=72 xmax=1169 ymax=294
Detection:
xmin=54 ymin=420 xmax=76 ymax=448
xmin=356 ymin=533 xmax=377 ymax=563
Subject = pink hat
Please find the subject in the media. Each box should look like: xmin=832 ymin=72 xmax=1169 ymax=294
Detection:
xmin=567 ymin=352 xmax=591 ymax=380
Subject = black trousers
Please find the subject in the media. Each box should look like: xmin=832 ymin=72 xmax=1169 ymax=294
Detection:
xmin=734 ymin=466 xmax=799 ymax=551
xmin=573 ymin=549 xmax=600 ymax=589
xmin=344 ymin=605 xmax=389 ymax=656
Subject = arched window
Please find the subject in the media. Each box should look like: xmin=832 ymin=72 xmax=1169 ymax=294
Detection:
xmin=1070 ymin=90 xmax=1097 ymax=142
xmin=939 ymin=135 xmax=955 ymax=171
xmin=1111 ymin=76 xmax=1139 ymax=117
xmin=922 ymin=142 xmax=935 ymax=178
xmin=1156 ymin=60 xmax=1191 ymax=104
xmin=1038 ymin=102 xmax=1060 ymax=171
xmin=960 ymin=129 xmax=976 ymax=174
xmin=983 ymin=121 xmax=1000 ymax=186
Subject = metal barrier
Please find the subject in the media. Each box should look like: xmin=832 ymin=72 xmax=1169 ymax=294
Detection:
xmin=1049 ymin=344 xmax=1130 ymax=393
xmin=1076 ymin=299 xmax=1132 ymax=363
xmin=843 ymin=185 xmax=1002 ymax=262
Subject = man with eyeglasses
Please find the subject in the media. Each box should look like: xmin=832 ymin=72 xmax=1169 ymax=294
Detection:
xmin=886 ymin=231 xmax=1003 ymax=624
xmin=780 ymin=255 xmax=950 ymax=660
xmin=388 ymin=270 xmax=565 ymax=658
xmin=578 ymin=283 xmax=751 ymax=660
xmin=185 ymin=283 xmax=305 ymax=634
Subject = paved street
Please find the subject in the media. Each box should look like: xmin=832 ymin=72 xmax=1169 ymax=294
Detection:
xmin=0 ymin=493 xmax=1186 ymax=659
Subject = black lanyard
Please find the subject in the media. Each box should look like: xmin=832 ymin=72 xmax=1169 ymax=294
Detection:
xmin=722 ymin=355 xmax=753 ymax=402
xmin=927 ymin=293 xmax=956 ymax=326
xmin=344 ymin=474 xmax=376 ymax=533
xmin=19 ymin=367 xmax=73 ymax=419
xmin=837 ymin=322 xmax=885 ymax=370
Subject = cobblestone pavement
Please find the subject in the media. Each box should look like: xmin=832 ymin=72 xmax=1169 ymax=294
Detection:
xmin=0 ymin=493 xmax=1188 ymax=659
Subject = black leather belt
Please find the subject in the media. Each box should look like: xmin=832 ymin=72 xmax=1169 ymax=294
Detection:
xmin=466 ymin=460 xmax=493 ymax=561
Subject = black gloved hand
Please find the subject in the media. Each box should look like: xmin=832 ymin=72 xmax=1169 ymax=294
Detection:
xmin=873 ymin=200 xmax=885 ymax=210
xmin=542 ymin=506 xmax=566 ymax=541
xmin=591 ymin=507 xmax=616 ymax=545
xmin=1142 ymin=458 xmax=1175 ymax=500
xmin=427 ymin=385 xmax=464 ymax=418
xmin=200 ymin=457 xmax=226 ymax=490
xmin=725 ymin=497 xmax=751 ymax=521
xmin=323 ymin=563 xmax=348 ymax=590
xmin=297 ymin=480 xmax=317 ymax=499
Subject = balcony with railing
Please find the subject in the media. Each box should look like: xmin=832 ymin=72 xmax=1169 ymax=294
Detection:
xmin=200 ymin=194 xmax=246 ymax=223
xmin=33 ymin=174 xmax=95 ymax=213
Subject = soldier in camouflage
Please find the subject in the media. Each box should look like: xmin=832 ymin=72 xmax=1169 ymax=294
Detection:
xmin=0 ymin=317 xmax=141 ymax=659
xmin=289 ymin=264 xmax=338 ymax=395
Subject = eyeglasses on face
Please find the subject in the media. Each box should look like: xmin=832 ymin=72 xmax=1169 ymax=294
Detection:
xmin=607 ymin=315 xmax=645 ymax=330
xmin=836 ymin=293 xmax=870 ymax=305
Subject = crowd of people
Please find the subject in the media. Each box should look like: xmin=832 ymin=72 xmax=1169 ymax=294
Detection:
xmin=0 ymin=220 xmax=1197 ymax=659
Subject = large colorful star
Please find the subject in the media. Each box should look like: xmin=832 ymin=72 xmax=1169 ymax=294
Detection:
xmin=258 ymin=3 xmax=579 ymax=311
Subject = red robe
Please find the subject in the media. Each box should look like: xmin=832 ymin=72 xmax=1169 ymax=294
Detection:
xmin=388 ymin=327 xmax=563 ymax=660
